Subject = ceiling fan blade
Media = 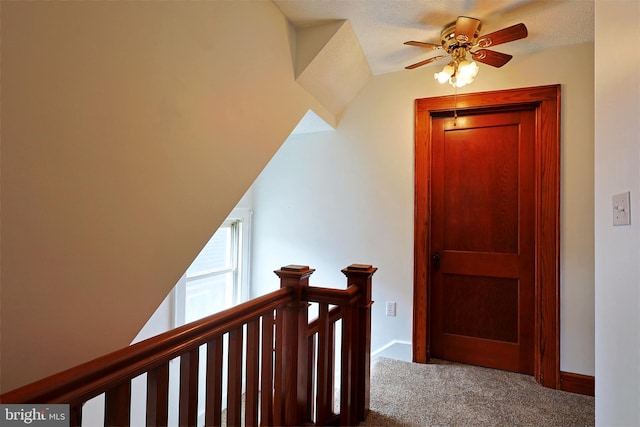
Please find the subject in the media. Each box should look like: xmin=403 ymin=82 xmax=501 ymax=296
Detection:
xmin=404 ymin=41 xmax=441 ymax=49
xmin=476 ymin=23 xmax=528 ymax=48
xmin=454 ymin=16 xmax=481 ymax=43
xmin=471 ymin=49 xmax=513 ymax=67
xmin=405 ymin=55 xmax=448 ymax=70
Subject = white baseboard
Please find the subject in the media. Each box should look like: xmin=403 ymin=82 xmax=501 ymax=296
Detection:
xmin=371 ymin=340 xmax=412 ymax=363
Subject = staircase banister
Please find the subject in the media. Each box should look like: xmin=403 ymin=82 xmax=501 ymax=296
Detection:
xmin=1 ymin=263 xmax=377 ymax=427
xmin=308 ymin=305 xmax=342 ymax=335
xmin=0 ymin=287 xmax=293 ymax=404
xmin=302 ymin=284 xmax=359 ymax=305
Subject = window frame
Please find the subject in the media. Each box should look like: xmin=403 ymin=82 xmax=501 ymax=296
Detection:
xmin=173 ymin=207 xmax=252 ymax=327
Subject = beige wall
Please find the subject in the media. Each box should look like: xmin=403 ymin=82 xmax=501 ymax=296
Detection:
xmin=0 ymin=0 xmax=598 ymax=393
xmin=252 ymin=42 xmax=595 ymax=375
xmin=0 ymin=1 xmax=328 ymax=391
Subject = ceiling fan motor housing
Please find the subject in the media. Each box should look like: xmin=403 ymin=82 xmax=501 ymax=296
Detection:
xmin=441 ymin=17 xmax=481 ymax=53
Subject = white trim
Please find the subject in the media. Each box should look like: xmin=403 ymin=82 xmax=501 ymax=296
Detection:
xmin=227 ymin=207 xmax=253 ymax=304
xmin=371 ymin=340 xmax=412 ymax=361
xmin=173 ymin=273 xmax=187 ymax=328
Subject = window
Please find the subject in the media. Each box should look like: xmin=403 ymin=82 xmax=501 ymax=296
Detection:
xmin=174 ymin=208 xmax=252 ymax=326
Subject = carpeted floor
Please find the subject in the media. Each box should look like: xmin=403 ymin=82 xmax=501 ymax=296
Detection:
xmin=361 ymin=357 xmax=594 ymax=427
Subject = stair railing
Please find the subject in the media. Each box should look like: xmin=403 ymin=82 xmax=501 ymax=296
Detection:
xmin=0 ymin=264 xmax=376 ymax=427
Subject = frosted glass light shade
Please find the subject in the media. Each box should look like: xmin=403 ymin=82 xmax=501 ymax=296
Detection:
xmin=434 ymin=58 xmax=479 ymax=88
xmin=434 ymin=64 xmax=455 ymax=83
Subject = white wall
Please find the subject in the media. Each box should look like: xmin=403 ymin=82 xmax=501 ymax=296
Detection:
xmin=251 ymin=42 xmax=595 ymax=375
xmin=594 ymin=1 xmax=640 ymax=425
xmin=131 ymin=188 xmax=254 ymax=345
xmin=0 ymin=1 xmax=330 ymax=391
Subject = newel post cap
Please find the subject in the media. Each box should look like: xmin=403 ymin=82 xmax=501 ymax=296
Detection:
xmin=274 ymin=265 xmax=315 ymax=294
xmin=341 ymin=264 xmax=377 ymax=277
xmin=274 ymin=264 xmax=315 ymax=278
xmin=342 ymin=264 xmax=376 ymax=305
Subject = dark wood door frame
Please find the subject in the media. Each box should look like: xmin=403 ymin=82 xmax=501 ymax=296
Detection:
xmin=413 ymin=84 xmax=561 ymax=389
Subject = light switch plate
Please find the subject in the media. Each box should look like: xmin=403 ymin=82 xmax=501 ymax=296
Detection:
xmin=612 ymin=191 xmax=631 ymax=226
xmin=385 ymin=301 xmax=396 ymax=317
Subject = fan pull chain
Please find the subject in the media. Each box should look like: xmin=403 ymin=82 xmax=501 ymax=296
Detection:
xmin=453 ymin=85 xmax=458 ymax=126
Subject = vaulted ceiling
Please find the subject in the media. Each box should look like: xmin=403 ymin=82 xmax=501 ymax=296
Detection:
xmin=274 ymin=0 xmax=595 ymax=75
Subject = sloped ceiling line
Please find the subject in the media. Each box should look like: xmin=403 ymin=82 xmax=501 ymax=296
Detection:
xmin=294 ymin=20 xmax=372 ymax=120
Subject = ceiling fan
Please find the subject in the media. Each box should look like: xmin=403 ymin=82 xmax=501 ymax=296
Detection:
xmin=404 ymin=16 xmax=528 ymax=87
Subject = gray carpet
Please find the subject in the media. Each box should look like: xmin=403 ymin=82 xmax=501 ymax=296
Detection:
xmin=361 ymin=357 xmax=594 ymax=427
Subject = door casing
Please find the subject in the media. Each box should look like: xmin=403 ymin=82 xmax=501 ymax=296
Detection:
xmin=412 ymin=85 xmax=561 ymax=389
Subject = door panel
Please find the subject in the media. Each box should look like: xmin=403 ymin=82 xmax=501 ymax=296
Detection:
xmin=442 ymin=274 xmax=519 ymax=342
xmin=430 ymin=110 xmax=535 ymax=374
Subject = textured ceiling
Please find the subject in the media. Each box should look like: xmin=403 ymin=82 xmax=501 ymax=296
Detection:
xmin=274 ymin=0 xmax=595 ymax=75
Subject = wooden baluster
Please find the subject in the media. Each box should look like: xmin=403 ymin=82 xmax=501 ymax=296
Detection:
xmin=273 ymin=307 xmax=285 ymax=426
xmin=146 ymin=361 xmax=169 ymax=427
xmin=69 ymin=403 xmax=82 ymax=427
xmin=260 ymin=312 xmax=275 ymax=427
xmin=227 ymin=327 xmax=244 ymax=427
xmin=274 ymin=265 xmax=314 ymax=426
xmin=246 ymin=318 xmax=260 ymax=427
xmin=105 ymin=381 xmax=131 ymax=427
xmin=179 ymin=349 xmax=199 ymax=427
xmin=342 ymin=264 xmax=377 ymax=421
xmin=339 ymin=303 xmax=355 ymax=427
xmin=307 ymin=332 xmax=317 ymax=423
xmin=328 ymin=312 xmax=336 ymax=417
xmin=315 ymin=303 xmax=332 ymax=425
xmin=205 ymin=336 xmax=223 ymax=427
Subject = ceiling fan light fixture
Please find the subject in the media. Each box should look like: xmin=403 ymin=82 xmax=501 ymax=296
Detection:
xmin=434 ymin=63 xmax=455 ymax=83
xmin=458 ymin=59 xmax=479 ymax=80
xmin=434 ymin=56 xmax=479 ymax=88
xmin=406 ymin=17 xmax=528 ymax=88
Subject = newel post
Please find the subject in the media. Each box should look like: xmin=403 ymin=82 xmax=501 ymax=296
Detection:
xmin=342 ymin=263 xmax=377 ymax=422
xmin=274 ymin=265 xmax=315 ymax=426
xmin=342 ymin=264 xmax=377 ymax=421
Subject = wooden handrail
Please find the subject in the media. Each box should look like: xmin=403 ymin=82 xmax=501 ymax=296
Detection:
xmin=303 ymin=285 xmax=359 ymax=305
xmin=308 ymin=305 xmax=342 ymax=335
xmin=1 ymin=287 xmax=293 ymax=405
xmin=0 ymin=264 xmax=376 ymax=427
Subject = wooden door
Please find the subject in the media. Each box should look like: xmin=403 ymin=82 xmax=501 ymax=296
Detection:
xmin=413 ymin=85 xmax=561 ymax=388
xmin=430 ymin=110 xmax=535 ymax=374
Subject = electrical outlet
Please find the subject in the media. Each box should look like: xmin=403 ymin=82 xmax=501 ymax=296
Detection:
xmin=385 ymin=301 xmax=396 ymax=317
xmin=613 ymin=191 xmax=631 ymax=226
